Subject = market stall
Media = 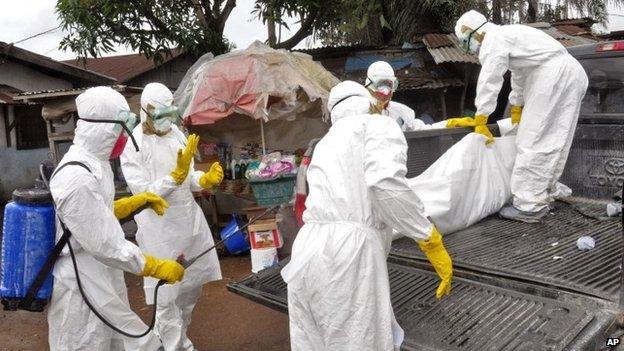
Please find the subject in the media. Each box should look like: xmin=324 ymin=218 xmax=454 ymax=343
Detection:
xmin=174 ymin=41 xmax=339 ymax=267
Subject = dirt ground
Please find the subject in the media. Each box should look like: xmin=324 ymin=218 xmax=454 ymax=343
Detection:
xmin=0 ymin=255 xmax=290 ymax=351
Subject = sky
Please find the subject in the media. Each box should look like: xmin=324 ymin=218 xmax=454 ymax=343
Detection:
xmin=0 ymin=0 xmax=306 ymax=61
xmin=2 ymin=1 xmax=624 ymax=61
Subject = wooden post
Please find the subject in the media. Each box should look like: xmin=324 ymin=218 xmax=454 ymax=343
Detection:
xmin=260 ymin=119 xmax=266 ymax=155
xmin=460 ymin=67 xmax=470 ymax=116
xmin=440 ymin=89 xmax=447 ymax=120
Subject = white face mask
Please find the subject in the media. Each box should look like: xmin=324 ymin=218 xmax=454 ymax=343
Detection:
xmin=458 ymin=31 xmax=481 ymax=55
xmin=153 ymin=118 xmax=172 ymax=133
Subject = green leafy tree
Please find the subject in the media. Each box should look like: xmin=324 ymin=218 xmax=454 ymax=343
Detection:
xmin=315 ymin=0 xmax=624 ymax=46
xmin=56 ymin=0 xmax=339 ymax=61
xmin=252 ymin=0 xmax=344 ymax=49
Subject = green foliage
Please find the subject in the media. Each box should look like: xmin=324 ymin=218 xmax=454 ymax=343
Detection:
xmin=314 ymin=0 xmax=477 ymax=46
xmin=56 ymin=0 xmax=232 ymax=62
xmin=314 ymin=0 xmax=624 ymax=46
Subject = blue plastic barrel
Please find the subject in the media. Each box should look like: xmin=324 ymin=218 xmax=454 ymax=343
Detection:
xmin=220 ymin=216 xmax=250 ymax=255
xmin=1 ymin=188 xmax=56 ymax=310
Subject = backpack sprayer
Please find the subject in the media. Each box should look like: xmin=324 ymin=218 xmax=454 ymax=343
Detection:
xmin=1 ymin=160 xmax=279 ymax=338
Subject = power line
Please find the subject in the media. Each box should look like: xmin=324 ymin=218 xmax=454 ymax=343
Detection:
xmin=10 ymin=25 xmax=61 ymax=45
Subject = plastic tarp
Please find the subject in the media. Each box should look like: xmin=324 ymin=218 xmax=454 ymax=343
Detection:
xmin=174 ymin=41 xmax=340 ymax=125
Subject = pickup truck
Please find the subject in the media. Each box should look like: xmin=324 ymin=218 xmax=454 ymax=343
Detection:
xmin=227 ymin=41 xmax=624 ymax=351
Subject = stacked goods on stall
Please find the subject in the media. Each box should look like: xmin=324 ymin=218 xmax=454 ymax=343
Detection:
xmin=245 ymin=152 xmax=298 ymax=206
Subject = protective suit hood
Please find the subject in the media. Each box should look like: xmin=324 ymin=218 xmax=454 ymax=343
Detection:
xmin=455 ymin=10 xmax=489 ymax=38
xmin=140 ymin=83 xmax=174 ymax=123
xmin=74 ymin=87 xmax=130 ymax=161
xmin=328 ymin=81 xmax=371 ymax=124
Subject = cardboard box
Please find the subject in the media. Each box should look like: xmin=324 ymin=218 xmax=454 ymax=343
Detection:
xmin=248 ymin=218 xmax=283 ymax=249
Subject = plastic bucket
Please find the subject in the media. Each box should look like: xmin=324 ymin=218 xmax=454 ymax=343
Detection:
xmin=220 ymin=216 xmax=250 ymax=255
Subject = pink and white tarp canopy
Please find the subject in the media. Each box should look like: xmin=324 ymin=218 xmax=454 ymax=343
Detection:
xmin=174 ymin=41 xmax=339 ymax=125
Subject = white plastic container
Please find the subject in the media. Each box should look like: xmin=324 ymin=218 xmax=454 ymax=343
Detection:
xmin=250 ymin=247 xmax=279 ymax=273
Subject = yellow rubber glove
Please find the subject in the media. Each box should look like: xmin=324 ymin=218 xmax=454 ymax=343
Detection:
xmin=445 ymin=116 xmax=476 ymax=128
xmin=170 ymin=134 xmax=200 ymax=185
xmin=113 ymin=192 xmax=169 ymax=219
xmin=141 ymin=254 xmax=185 ymax=284
xmin=199 ymin=162 xmax=224 ymax=189
xmin=417 ymin=226 xmax=453 ymax=299
xmin=446 ymin=114 xmax=493 ymax=144
xmin=510 ymin=105 xmax=522 ymax=125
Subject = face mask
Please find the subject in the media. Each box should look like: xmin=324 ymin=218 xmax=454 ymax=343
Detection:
xmin=371 ymin=86 xmax=393 ymax=103
xmin=109 ymin=132 xmax=129 ymax=159
xmin=459 ymin=22 xmax=487 ymax=55
xmin=143 ymin=105 xmax=180 ymax=134
xmin=153 ymin=118 xmax=172 ymax=133
xmin=79 ymin=110 xmax=140 ymax=159
xmin=459 ymin=34 xmax=481 ymax=55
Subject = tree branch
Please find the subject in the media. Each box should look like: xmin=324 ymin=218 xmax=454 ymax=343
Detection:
xmin=189 ymin=0 xmax=210 ymax=30
xmin=212 ymin=0 xmax=224 ymax=15
xmin=274 ymin=9 xmax=318 ymax=49
xmin=137 ymin=8 xmax=172 ymax=37
xmin=218 ymin=0 xmax=236 ymax=32
xmin=201 ymin=0 xmax=217 ymax=22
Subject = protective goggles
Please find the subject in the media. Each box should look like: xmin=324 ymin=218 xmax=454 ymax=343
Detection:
xmin=365 ymin=77 xmax=399 ymax=92
xmin=459 ymin=21 xmax=487 ymax=53
xmin=142 ymin=105 xmax=181 ymax=124
xmin=79 ymin=110 xmax=139 ymax=151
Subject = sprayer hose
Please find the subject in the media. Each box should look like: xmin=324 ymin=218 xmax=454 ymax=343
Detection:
xmin=67 ymin=239 xmax=163 ymax=338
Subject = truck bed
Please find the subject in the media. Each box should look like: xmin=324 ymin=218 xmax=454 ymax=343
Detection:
xmin=391 ymin=201 xmax=622 ymax=301
xmin=228 ymin=124 xmax=624 ymax=350
xmin=228 ymin=200 xmax=620 ymax=350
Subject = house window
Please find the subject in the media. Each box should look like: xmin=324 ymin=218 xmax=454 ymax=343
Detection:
xmin=15 ymin=104 xmax=47 ymax=150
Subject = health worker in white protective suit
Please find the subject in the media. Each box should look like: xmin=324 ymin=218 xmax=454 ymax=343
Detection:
xmin=48 ymin=86 xmax=185 ymax=351
xmin=281 ymin=80 xmax=453 ymax=351
xmin=366 ymin=61 xmax=435 ymax=131
xmin=447 ymin=10 xmax=588 ymax=223
xmin=121 ymin=82 xmax=224 ymax=351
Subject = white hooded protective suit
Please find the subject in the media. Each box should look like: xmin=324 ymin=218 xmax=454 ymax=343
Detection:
xmin=456 ymin=10 xmax=588 ymax=212
xmin=120 ymin=82 xmax=222 ymax=351
xmin=48 ymin=87 xmax=161 ymax=350
xmin=383 ymin=101 xmax=433 ymax=132
xmin=281 ymin=81 xmax=433 ymax=351
xmin=366 ymin=61 xmax=435 ymax=132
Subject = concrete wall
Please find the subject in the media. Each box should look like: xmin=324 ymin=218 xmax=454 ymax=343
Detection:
xmin=0 ymin=106 xmax=50 ymax=203
xmin=0 ymin=59 xmax=75 ymax=203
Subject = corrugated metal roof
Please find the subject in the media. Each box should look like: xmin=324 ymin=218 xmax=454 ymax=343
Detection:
xmin=556 ymin=25 xmax=590 ymax=36
xmin=14 ymin=85 xmax=143 ymax=100
xmin=62 ymin=49 xmax=184 ymax=83
xmin=422 ymin=33 xmax=454 ymax=49
xmin=400 ymin=77 xmax=463 ymax=91
xmin=0 ymin=41 xmax=116 ymax=84
xmin=527 ymin=22 xmax=597 ymax=47
xmin=422 ymin=34 xmax=479 ymax=65
xmin=0 ymin=85 xmax=23 ymax=105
